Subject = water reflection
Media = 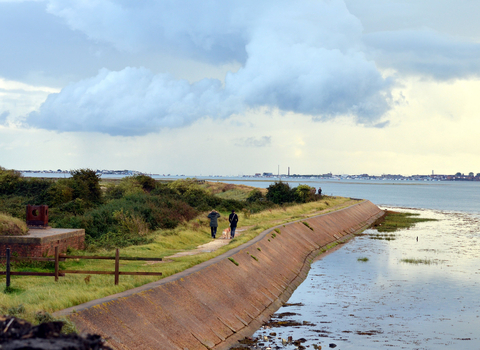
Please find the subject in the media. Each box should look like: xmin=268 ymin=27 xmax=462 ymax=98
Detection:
xmin=250 ymin=208 xmax=480 ymax=349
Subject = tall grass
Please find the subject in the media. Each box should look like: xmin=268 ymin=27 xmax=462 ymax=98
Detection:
xmin=0 ymin=212 xmax=28 ymax=236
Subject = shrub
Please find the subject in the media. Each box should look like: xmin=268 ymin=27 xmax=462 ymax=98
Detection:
xmin=113 ymin=209 xmax=149 ymax=236
xmin=46 ymin=179 xmax=74 ymax=207
xmin=133 ymin=175 xmax=157 ymax=192
xmin=70 ymin=169 xmax=102 ymax=205
xmin=0 ymin=167 xmax=22 ymax=195
xmin=247 ymin=188 xmax=264 ymax=203
xmin=294 ymin=184 xmax=316 ymax=203
xmin=266 ymin=182 xmax=294 ymax=204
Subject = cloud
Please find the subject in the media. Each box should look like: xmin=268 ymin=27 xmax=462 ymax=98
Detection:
xmin=26 ymin=0 xmax=393 ymax=136
xmin=28 ymin=67 xmax=242 ymax=136
xmin=365 ymin=29 xmax=480 ymax=80
xmin=0 ymin=111 xmax=9 ymax=124
xmin=235 ymin=136 xmax=271 ymax=148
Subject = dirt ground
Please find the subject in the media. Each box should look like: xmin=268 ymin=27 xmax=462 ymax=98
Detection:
xmin=0 ymin=316 xmax=112 ymax=350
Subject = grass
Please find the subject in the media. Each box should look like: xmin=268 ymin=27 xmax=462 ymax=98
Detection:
xmin=0 ymin=212 xmax=28 ymax=236
xmin=302 ymin=221 xmax=314 ymax=231
xmin=400 ymin=258 xmax=439 ymax=265
xmin=357 ymin=257 xmax=369 ymax=262
xmin=0 ymin=195 xmax=354 ymax=324
xmin=201 ymin=182 xmax=267 ymax=201
xmin=372 ymin=210 xmax=437 ymax=233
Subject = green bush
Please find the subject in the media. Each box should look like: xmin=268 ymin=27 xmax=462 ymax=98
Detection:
xmin=294 ymin=184 xmax=316 ymax=203
xmin=0 ymin=167 xmax=22 ymax=195
xmin=70 ymin=169 xmax=102 ymax=205
xmin=266 ymin=182 xmax=294 ymax=204
xmin=247 ymin=188 xmax=264 ymax=202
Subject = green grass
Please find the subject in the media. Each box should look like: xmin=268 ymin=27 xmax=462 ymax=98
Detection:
xmin=0 ymin=196 xmax=354 ymax=324
xmin=372 ymin=211 xmax=437 ymax=233
xmin=302 ymin=221 xmax=314 ymax=231
xmin=357 ymin=257 xmax=369 ymax=262
xmin=228 ymin=257 xmax=239 ymax=266
xmin=400 ymin=258 xmax=438 ymax=265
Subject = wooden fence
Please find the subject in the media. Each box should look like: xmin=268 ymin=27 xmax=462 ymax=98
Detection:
xmin=1 ymin=247 xmax=162 ymax=287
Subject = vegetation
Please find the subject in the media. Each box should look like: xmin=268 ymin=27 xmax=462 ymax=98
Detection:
xmin=357 ymin=257 xmax=369 ymax=262
xmin=371 ymin=210 xmax=437 ymax=233
xmin=400 ymin=258 xmax=439 ymax=265
xmin=0 ymin=166 xmax=355 ymax=324
xmin=302 ymin=221 xmax=314 ymax=231
xmin=368 ymin=233 xmax=396 ymax=241
xmin=0 ymin=212 xmax=28 ymax=236
xmin=265 ymin=182 xmax=319 ymax=205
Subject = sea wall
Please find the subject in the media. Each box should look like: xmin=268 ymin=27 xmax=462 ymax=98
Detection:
xmin=55 ymin=200 xmax=384 ymax=350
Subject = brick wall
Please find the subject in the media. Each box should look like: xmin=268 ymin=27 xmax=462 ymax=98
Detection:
xmin=1 ymin=233 xmax=85 ymax=257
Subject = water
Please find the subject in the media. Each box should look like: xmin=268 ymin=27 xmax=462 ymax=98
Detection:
xmin=244 ymin=179 xmax=480 ymax=350
xmin=218 ymin=178 xmax=480 ymax=213
xmin=251 ymin=208 xmax=480 ymax=349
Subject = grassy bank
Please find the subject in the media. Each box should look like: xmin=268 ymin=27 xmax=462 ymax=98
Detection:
xmin=0 ymin=196 xmax=354 ymax=325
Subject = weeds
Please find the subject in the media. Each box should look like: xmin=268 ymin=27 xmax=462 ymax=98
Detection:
xmin=357 ymin=257 xmax=369 ymax=262
xmin=368 ymin=233 xmax=396 ymax=241
xmin=372 ymin=211 xmax=437 ymax=233
xmin=302 ymin=221 xmax=314 ymax=231
xmin=400 ymin=258 xmax=438 ymax=265
xmin=228 ymin=257 xmax=239 ymax=266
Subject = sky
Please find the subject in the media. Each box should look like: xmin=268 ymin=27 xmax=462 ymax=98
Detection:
xmin=1 ymin=0 xmax=480 ymax=176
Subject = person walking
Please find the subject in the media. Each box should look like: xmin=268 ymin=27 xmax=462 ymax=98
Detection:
xmin=229 ymin=210 xmax=239 ymax=239
xmin=207 ymin=209 xmax=221 ymax=239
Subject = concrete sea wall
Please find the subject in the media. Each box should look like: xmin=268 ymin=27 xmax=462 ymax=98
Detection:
xmin=56 ymin=200 xmax=384 ymax=350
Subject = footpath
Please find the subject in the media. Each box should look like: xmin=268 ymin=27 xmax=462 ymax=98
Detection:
xmin=165 ymin=199 xmax=359 ymax=259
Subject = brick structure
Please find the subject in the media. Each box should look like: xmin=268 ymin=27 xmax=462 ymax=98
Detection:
xmin=26 ymin=205 xmax=49 ymax=228
xmin=0 ymin=228 xmax=85 ymax=257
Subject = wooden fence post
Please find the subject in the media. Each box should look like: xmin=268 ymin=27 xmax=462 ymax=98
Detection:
xmin=6 ymin=248 xmax=10 ymax=288
xmin=55 ymin=246 xmax=59 ymax=282
xmin=114 ymin=249 xmax=119 ymax=285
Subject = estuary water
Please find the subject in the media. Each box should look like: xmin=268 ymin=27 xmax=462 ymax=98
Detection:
xmin=231 ymin=179 xmax=480 ymax=350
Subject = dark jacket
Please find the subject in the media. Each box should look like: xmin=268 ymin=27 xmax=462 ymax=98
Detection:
xmin=207 ymin=211 xmax=221 ymax=227
xmin=229 ymin=212 xmax=239 ymax=228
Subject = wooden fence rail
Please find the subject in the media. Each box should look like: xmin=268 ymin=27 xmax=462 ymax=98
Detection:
xmin=1 ymin=247 xmax=163 ymax=287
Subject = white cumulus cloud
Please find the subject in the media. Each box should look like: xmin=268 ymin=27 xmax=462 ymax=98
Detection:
xmin=27 ymin=0 xmax=393 ymax=136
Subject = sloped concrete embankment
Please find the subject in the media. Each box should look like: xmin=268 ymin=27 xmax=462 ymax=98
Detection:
xmin=57 ymin=200 xmax=384 ymax=350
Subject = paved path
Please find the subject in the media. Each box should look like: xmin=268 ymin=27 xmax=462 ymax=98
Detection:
xmin=165 ymin=228 xmax=250 ymax=258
